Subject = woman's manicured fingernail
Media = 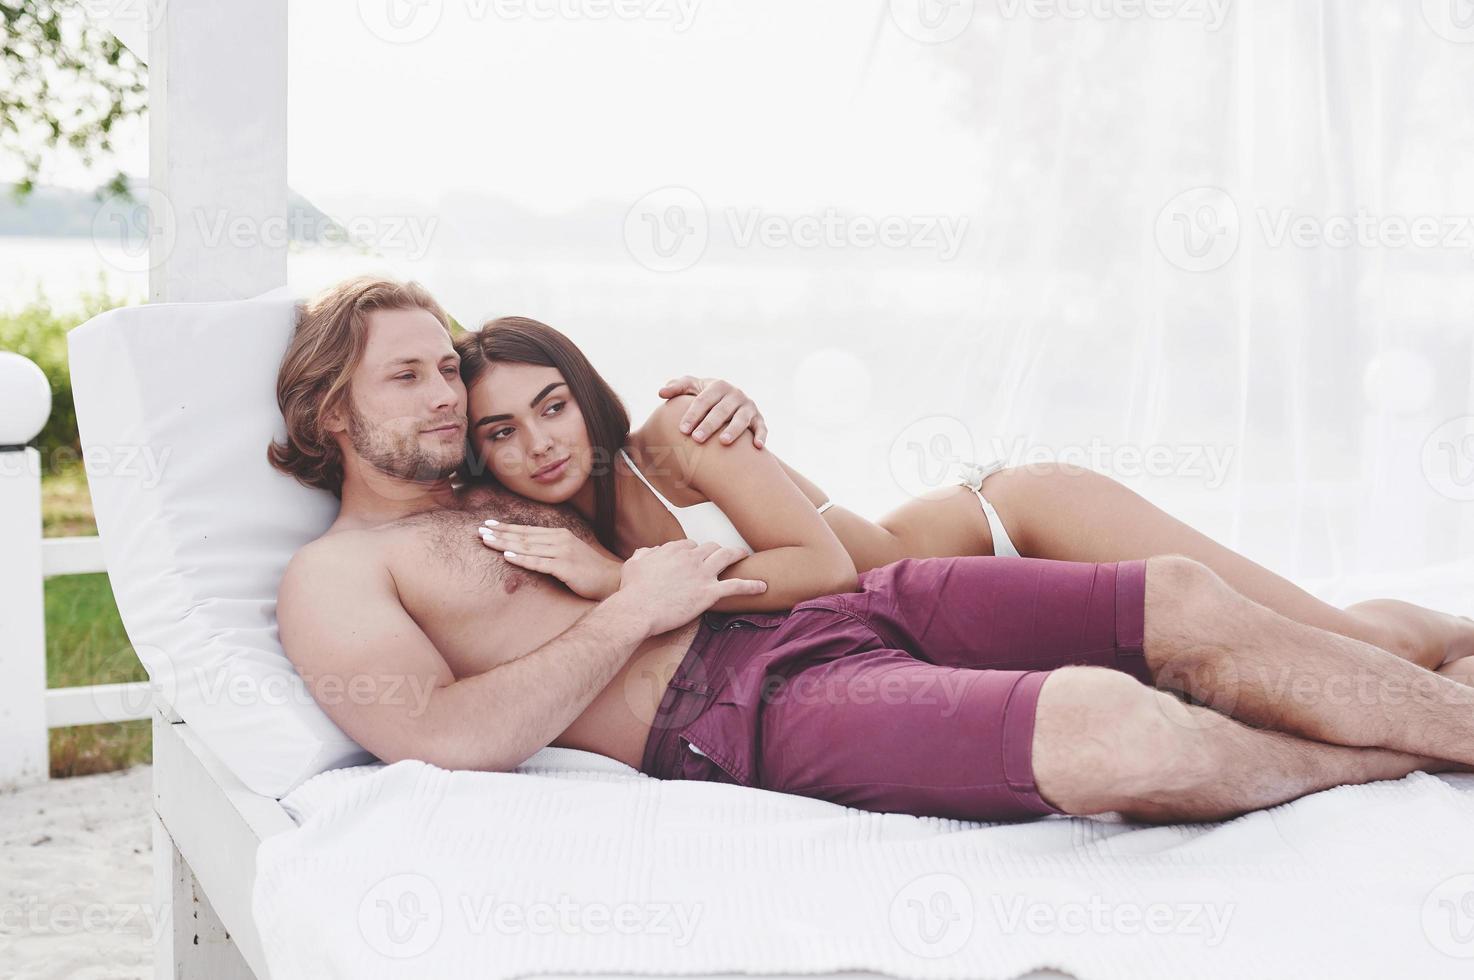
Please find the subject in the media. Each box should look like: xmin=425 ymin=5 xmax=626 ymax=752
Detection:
xmin=479 ymin=527 xmax=494 ymax=537
xmin=505 ymin=551 xmax=518 ymax=558
xmin=484 ymin=519 xmax=499 ymax=526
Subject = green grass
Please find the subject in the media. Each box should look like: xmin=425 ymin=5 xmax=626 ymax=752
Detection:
xmin=42 ymin=464 xmax=152 ymax=777
xmin=40 ymin=461 xmax=98 ymax=537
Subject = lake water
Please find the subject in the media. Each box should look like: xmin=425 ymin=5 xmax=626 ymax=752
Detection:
xmin=0 ymin=236 xmax=148 ymax=312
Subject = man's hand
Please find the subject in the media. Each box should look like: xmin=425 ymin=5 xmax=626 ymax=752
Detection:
xmin=615 ymin=539 xmax=767 ymax=635
xmin=657 ymin=376 xmax=768 ymax=449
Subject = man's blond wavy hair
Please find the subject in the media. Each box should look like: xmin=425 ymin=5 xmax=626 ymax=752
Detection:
xmin=267 ymin=277 xmax=452 ymax=497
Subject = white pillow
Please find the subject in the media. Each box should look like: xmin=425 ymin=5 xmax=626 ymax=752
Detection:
xmin=69 ymin=294 xmax=374 ymax=798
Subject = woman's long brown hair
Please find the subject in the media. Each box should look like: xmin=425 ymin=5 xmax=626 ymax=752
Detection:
xmin=456 ymin=317 xmax=631 ymax=552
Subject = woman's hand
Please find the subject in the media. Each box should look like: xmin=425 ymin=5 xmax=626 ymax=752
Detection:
xmin=476 ymin=520 xmax=622 ymax=599
xmin=657 ymin=376 xmax=768 ymax=449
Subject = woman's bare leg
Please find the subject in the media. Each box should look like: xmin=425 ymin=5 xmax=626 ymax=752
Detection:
xmin=1441 ymin=659 xmax=1474 ymax=686
xmin=872 ymin=461 xmax=1474 ymax=670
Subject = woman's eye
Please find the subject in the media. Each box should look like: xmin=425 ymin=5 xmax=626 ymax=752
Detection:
xmin=395 ymin=373 xmax=414 ymax=381
xmin=544 ymin=401 xmax=566 ymax=417
xmin=489 ymin=427 xmax=513 ymax=442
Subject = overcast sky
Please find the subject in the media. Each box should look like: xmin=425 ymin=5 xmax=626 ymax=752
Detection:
xmin=49 ymin=2 xmax=988 ymax=220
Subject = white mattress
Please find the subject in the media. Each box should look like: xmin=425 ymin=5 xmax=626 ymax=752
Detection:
xmin=251 ymin=562 xmax=1474 ymax=980
xmin=254 ymin=748 xmax=1474 ymax=980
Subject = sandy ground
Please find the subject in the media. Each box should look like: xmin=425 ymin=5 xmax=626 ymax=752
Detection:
xmin=0 ymin=765 xmax=154 ymax=980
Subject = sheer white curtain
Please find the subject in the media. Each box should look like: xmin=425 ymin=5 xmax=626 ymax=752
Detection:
xmin=877 ymin=0 xmax=1474 ymax=581
xmin=288 ymin=0 xmax=1474 ymax=583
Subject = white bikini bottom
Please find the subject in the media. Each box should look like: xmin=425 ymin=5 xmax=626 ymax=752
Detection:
xmin=815 ymin=460 xmax=1021 ymax=559
xmin=957 ymin=459 xmax=1021 ymax=558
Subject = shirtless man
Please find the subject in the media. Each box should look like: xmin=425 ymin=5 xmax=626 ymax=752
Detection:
xmin=273 ymin=276 xmax=1474 ymax=824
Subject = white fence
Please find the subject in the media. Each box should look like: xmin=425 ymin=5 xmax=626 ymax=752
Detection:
xmin=1 ymin=356 xmax=150 ymax=789
xmin=40 ymin=535 xmax=152 ymax=731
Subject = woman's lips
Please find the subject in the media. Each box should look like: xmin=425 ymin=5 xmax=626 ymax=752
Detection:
xmin=531 ymin=457 xmax=571 ymax=482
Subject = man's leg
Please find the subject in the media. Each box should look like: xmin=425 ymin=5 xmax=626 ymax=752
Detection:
xmin=778 ymin=554 xmax=1469 ymax=820
xmin=1031 ymin=665 xmax=1457 ymax=822
xmin=1141 ymin=555 xmax=1474 ymax=767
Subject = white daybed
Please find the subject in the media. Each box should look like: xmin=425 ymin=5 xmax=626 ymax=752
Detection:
xmin=70 ymin=297 xmax=1474 ymax=980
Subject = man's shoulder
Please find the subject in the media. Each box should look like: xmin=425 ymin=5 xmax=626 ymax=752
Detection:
xmin=282 ymin=527 xmax=389 ymax=593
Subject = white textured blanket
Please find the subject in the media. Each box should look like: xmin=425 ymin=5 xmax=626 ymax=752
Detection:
xmin=253 ymin=749 xmax=1474 ymax=980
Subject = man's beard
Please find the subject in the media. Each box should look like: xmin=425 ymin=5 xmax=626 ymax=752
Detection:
xmin=345 ymin=400 xmax=465 ymax=483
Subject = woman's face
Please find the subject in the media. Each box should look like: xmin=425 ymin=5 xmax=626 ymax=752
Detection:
xmin=466 ymin=362 xmax=594 ymax=503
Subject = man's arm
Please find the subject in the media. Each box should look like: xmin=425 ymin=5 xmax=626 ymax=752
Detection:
xmin=276 ymin=538 xmax=763 ymax=773
xmin=658 ymin=376 xmax=768 ymax=449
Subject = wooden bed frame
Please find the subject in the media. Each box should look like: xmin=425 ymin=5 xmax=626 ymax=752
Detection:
xmin=151 ymin=710 xmax=292 ymax=980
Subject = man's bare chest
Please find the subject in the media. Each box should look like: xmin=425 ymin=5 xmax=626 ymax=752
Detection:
xmin=380 ymin=489 xmax=595 ymax=672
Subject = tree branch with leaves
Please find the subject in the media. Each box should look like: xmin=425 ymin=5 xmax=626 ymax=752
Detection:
xmin=1 ymin=0 xmax=146 ymax=199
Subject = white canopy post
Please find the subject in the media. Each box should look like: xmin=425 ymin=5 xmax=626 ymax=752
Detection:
xmin=148 ymin=0 xmax=289 ymax=302
xmin=144 ymin=6 xmax=289 ymax=978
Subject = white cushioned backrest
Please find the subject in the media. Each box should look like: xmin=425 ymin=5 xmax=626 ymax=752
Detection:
xmin=69 ymin=294 xmax=374 ymax=798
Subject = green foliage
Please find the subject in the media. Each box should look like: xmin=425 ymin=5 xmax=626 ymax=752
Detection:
xmin=2 ymin=1 xmax=147 ymax=200
xmin=0 ymin=291 xmax=123 ymax=462
xmin=46 ymin=573 xmax=140 ymax=688
xmin=45 ymin=572 xmax=150 ymax=776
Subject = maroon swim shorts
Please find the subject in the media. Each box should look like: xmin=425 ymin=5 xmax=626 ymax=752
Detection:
xmin=637 ymin=556 xmax=1151 ymax=822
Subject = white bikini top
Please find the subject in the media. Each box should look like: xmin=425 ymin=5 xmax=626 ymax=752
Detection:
xmin=618 ymin=447 xmax=755 ymax=555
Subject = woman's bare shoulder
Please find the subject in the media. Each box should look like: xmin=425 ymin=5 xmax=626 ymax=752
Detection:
xmin=631 ymin=394 xmax=695 ymax=448
xmin=627 ymin=395 xmax=703 ymax=466
xmin=627 ymin=396 xmax=706 ymax=502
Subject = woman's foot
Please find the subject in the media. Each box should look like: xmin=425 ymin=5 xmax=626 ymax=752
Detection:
xmin=1438 ymin=657 xmax=1474 ymax=686
xmin=1344 ymin=599 xmax=1474 ymax=670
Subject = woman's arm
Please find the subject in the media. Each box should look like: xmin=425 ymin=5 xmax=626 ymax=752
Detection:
xmin=639 ymin=396 xmax=857 ymax=612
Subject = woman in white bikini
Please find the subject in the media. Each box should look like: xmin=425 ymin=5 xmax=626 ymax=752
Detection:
xmin=455 ymin=315 xmax=1474 ymax=677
